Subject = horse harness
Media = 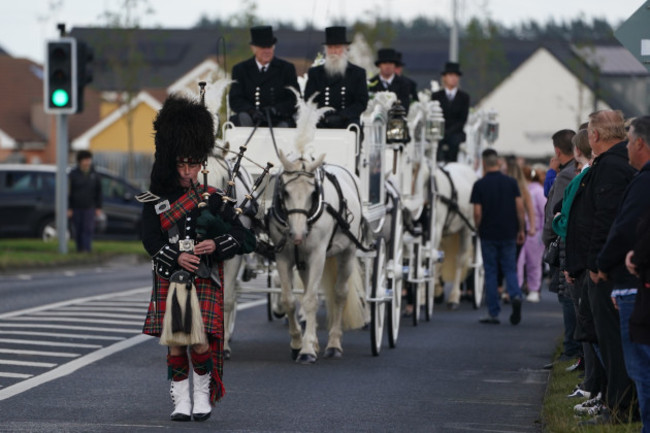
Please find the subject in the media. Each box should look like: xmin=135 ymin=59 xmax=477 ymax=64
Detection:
xmin=270 ymin=162 xmax=372 ymax=269
xmin=435 ymin=164 xmax=476 ymax=234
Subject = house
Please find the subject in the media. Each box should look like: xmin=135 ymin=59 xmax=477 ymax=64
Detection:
xmin=476 ymin=42 xmax=648 ymax=159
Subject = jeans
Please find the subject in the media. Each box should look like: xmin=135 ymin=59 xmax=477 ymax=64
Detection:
xmin=559 ymin=292 xmax=581 ymax=357
xmin=71 ymin=208 xmax=95 ymax=252
xmin=617 ymin=293 xmax=650 ymax=431
xmin=481 ymin=238 xmax=522 ymax=318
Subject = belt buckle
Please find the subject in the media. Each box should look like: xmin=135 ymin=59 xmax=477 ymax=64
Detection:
xmin=178 ymin=239 xmax=194 ymax=253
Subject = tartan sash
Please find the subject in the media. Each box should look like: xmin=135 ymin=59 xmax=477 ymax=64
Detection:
xmin=159 ymin=185 xmax=217 ymax=231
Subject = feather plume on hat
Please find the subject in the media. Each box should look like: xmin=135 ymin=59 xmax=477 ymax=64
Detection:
xmin=289 ymin=87 xmax=333 ymax=156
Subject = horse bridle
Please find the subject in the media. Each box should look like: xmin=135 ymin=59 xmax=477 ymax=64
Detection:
xmin=271 ymin=165 xmax=325 ymax=230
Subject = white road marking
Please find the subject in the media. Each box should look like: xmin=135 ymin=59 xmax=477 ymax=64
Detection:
xmin=0 ymin=348 xmax=79 ymax=358
xmin=0 ymin=359 xmax=57 ymax=368
xmin=0 ymin=323 xmax=142 ymax=333
xmin=0 ymin=372 xmax=32 ymax=379
xmin=29 ymin=311 xmax=144 ymax=320
xmin=0 ymin=330 xmax=124 ymax=341
xmin=9 ymin=317 xmax=143 ymax=326
xmin=0 ymin=334 xmax=152 ymax=401
xmin=237 ymin=298 xmax=267 ymax=311
xmin=0 ymin=338 xmax=102 ymax=349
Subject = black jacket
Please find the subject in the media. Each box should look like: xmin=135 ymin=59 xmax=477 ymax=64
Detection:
xmin=68 ymin=167 xmax=102 ymax=210
xmin=598 ymin=161 xmax=649 ymax=287
xmin=630 ymin=209 xmax=650 ymax=345
xmin=304 ymin=62 xmax=368 ymax=128
xmin=431 ymin=88 xmax=470 ymax=141
xmin=229 ymin=56 xmax=299 ymax=124
xmin=368 ymin=74 xmax=412 ymax=113
xmin=565 ymin=141 xmax=636 ymax=277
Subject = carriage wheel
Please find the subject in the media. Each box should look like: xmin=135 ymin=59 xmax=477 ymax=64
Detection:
xmin=472 ymin=235 xmax=485 ymax=310
xmin=424 ymin=257 xmax=435 ymax=321
xmin=387 ymin=200 xmax=403 ymax=348
xmin=411 ymin=243 xmax=422 ymax=327
xmin=370 ymin=237 xmax=387 ymax=357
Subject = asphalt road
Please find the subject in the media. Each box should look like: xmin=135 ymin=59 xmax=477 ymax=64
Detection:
xmin=0 ymin=262 xmax=563 ymax=433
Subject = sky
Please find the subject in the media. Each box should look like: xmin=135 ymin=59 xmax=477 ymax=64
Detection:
xmin=0 ymin=0 xmax=644 ymax=64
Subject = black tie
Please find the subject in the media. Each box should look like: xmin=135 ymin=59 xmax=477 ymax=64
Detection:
xmin=261 ymin=66 xmax=267 ymax=74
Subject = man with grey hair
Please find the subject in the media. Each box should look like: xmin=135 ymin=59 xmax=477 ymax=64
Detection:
xmin=304 ymin=26 xmax=368 ymax=130
xmin=574 ymin=110 xmax=637 ymax=425
xmin=596 ymin=115 xmax=650 ymax=429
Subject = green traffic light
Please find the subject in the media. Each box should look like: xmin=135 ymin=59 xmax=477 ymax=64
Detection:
xmin=51 ymin=89 xmax=69 ymax=107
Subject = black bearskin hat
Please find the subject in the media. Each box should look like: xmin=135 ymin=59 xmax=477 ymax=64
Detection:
xmin=149 ymin=94 xmax=214 ymax=194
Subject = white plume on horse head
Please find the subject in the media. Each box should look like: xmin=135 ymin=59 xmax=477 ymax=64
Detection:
xmin=277 ymin=149 xmax=325 ymax=173
xmin=288 ymin=87 xmax=333 ymax=156
xmin=373 ymin=91 xmax=398 ymax=112
xmin=204 ymin=77 xmax=233 ymax=124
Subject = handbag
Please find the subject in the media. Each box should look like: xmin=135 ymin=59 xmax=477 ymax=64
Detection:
xmin=544 ymin=236 xmax=561 ymax=267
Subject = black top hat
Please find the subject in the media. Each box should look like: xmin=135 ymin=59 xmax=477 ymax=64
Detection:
xmin=375 ymin=48 xmax=400 ymax=66
xmin=250 ymin=26 xmax=277 ymax=47
xmin=323 ymin=26 xmax=351 ymax=45
xmin=441 ymin=61 xmax=462 ymax=76
xmin=395 ymin=51 xmax=404 ymax=67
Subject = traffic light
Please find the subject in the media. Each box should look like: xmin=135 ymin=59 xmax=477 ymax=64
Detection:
xmin=75 ymin=41 xmax=93 ymax=113
xmin=44 ymin=38 xmax=77 ymax=114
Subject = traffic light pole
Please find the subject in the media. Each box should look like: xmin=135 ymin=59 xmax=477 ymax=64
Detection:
xmin=56 ymin=113 xmax=68 ymax=254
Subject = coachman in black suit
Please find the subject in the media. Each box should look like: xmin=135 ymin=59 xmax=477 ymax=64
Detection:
xmin=303 ymin=26 xmax=368 ymax=130
xmin=431 ymin=62 xmax=470 ymax=163
xmin=229 ymin=26 xmax=299 ymax=127
xmin=368 ymin=48 xmax=413 ymax=113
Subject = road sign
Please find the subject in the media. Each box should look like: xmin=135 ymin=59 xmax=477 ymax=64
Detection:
xmin=615 ymin=1 xmax=650 ymax=73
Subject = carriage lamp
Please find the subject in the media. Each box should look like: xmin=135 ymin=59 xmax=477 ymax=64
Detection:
xmin=425 ymin=101 xmax=445 ymax=142
xmin=386 ymin=101 xmax=410 ymax=144
xmin=485 ymin=109 xmax=499 ymax=144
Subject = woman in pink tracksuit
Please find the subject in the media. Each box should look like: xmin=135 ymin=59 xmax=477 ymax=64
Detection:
xmin=517 ymin=166 xmax=547 ymax=302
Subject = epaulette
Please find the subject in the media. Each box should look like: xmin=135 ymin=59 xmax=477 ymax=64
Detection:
xmin=135 ymin=191 xmax=160 ymax=203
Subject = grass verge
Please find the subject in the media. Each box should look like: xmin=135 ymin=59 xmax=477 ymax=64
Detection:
xmin=542 ymin=348 xmax=642 ymax=432
xmin=0 ymin=238 xmax=148 ymax=271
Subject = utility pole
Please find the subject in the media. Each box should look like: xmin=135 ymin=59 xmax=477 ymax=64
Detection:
xmin=449 ymin=0 xmax=459 ymax=62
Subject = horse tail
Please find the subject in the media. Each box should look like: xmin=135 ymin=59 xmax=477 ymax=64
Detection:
xmin=322 ymin=257 xmax=365 ymax=331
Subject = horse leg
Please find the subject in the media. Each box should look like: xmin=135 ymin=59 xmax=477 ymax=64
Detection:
xmin=448 ymin=228 xmax=472 ymax=310
xmin=222 ymin=256 xmax=242 ymax=359
xmin=324 ymin=252 xmax=354 ymax=359
xmin=276 ymin=256 xmax=302 ymax=360
xmin=295 ymin=253 xmax=326 ymax=364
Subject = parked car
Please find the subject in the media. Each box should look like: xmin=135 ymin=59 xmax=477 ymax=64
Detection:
xmin=0 ymin=164 xmax=143 ymax=240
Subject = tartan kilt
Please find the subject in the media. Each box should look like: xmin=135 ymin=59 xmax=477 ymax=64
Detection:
xmin=143 ymin=263 xmax=226 ymax=403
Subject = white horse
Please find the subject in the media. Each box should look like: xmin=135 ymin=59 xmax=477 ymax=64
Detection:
xmin=206 ymin=151 xmax=256 ymax=359
xmin=430 ymin=162 xmax=478 ymax=309
xmin=268 ymin=152 xmax=366 ymax=364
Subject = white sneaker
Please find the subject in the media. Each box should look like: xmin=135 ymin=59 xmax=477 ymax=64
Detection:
xmin=526 ymin=291 xmax=540 ymax=303
xmin=567 ymin=385 xmax=591 ymax=399
xmin=574 ymin=393 xmax=602 ymax=415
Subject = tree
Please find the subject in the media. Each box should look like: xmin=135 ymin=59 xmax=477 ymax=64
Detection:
xmin=95 ymin=0 xmax=155 ymax=182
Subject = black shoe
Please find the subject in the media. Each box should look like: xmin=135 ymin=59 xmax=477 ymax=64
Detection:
xmin=510 ymin=297 xmax=522 ymax=325
xmin=479 ymin=315 xmax=500 ymax=324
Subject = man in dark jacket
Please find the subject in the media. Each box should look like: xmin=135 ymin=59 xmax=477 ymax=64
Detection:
xmin=431 ymin=61 xmax=470 ymax=162
xmin=543 ymin=129 xmax=580 ymax=361
xmin=598 ymin=115 xmax=650 ymax=430
xmin=68 ymin=150 xmax=102 ymax=252
xmin=395 ymin=52 xmax=418 ymax=105
xmin=304 ymin=26 xmax=368 ymax=130
xmin=368 ymin=48 xmax=412 ymax=113
xmin=229 ymin=26 xmax=299 ymax=127
xmin=577 ymin=110 xmax=637 ymax=424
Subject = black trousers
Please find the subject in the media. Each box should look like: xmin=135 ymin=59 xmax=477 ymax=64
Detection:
xmin=588 ymin=277 xmax=637 ymax=418
xmin=437 ymin=133 xmax=464 ymax=163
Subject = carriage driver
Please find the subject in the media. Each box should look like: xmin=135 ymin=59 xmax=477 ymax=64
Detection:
xmin=229 ymin=26 xmax=300 ymax=127
xmin=304 ymin=26 xmax=369 ymax=130
xmin=138 ymin=94 xmax=256 ymax=421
